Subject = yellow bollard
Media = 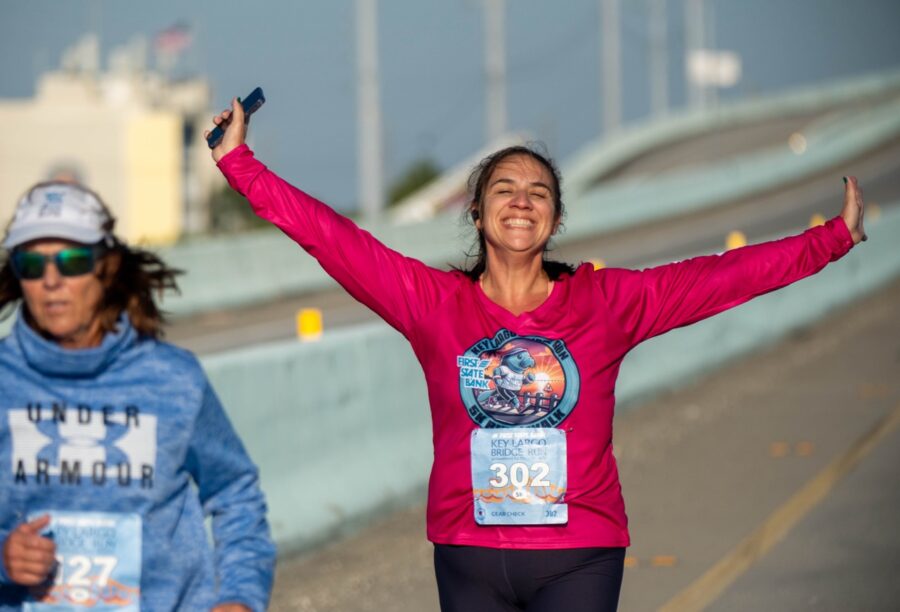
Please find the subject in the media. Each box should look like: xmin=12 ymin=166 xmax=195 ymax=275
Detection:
xmin=808 ymin=214 xmax=826 ymax=228
xmin=590 ymin=259 xmax=606 ymax=271
xmin=725 ymin=230 xmax=747 ymax=251
xmin=297 ymin=308 xmax=323 ymax=341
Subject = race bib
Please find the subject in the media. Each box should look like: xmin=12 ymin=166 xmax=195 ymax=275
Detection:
xmin=25 ymin=511 xmax=141 ymax=611
xmin=471 ymin=427 xmax=568 ymax=525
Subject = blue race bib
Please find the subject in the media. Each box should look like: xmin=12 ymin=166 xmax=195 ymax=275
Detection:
xmin=25 ymin=512 xmax=141 ymax=611
xmin=471 ymin=427 xmax=568 ymax=525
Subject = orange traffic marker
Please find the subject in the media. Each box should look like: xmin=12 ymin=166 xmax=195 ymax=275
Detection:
xmin=858 ymin=382 xmax=890 ymax=400
xmin=590 ymin=259 xmax=606 ymax=271
xmin=652 ymin=555 xmax=678 ymax=568
xmin=769 ymin=441 xmax=790 ymax=458
xmin=624 ymin=556 xmax=639 ymax=569
xmin=795 ymin=441 xmax=814 ymax=457
xmin=809 ymin=214 xmax=826 ymax=228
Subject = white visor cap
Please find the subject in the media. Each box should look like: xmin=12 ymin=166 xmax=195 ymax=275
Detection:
xmin=3 ymin=183 xmax=111 ymax=250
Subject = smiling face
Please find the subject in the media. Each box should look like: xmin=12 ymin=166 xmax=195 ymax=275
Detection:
xmin=17 ymin=239 xmax=107 ymax=349
xmin=474 ymin=153 xmax=561 ymax=261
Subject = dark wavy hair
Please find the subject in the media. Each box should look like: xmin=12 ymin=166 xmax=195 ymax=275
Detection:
xmin=0 ymin=182 xmax=182 ymax=339
xmin=456 ymin=144 xmax=576 ymax=281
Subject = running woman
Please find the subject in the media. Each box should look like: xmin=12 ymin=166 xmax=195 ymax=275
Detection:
xmin=208 ymin=98 xmax=865 ymax=612
xmin=0 ymin=182 xmax=276 ymax=611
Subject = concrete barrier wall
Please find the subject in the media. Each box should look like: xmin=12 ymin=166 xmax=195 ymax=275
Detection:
xmin=563 ymin=97 xmax=900 ymax=241
xmin=203 ymin=203 xmax=900 ymax=551
xmin=159 ymin=69 xmax=900 ymax=317
xmin=563 ymin=68 xmax=900 ymax=194
xmin=202 ymin=322 xmax=432 ymax=551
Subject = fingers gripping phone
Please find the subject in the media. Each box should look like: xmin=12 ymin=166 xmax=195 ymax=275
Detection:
xmin=206 ymin=87 xmax=265 ymax=148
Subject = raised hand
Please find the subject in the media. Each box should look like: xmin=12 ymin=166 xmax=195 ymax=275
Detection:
xmin=840 ymin=176 xmax=867 ymax=244
xmin=2 ymin=515 xmax=56 ymax=586
xmin=205 ymin=97 xmax=248 ymax=163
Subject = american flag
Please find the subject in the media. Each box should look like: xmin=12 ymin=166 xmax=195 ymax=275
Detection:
xmin=154 ymin=22 xmax=192 ymax=55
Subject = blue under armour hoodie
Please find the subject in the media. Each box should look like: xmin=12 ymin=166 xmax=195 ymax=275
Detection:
xmin=0 ymin=313 xmax=275 ymax=611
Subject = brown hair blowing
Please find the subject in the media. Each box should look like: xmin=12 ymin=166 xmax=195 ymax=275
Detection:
xmin=0 ymin=243 xmax=182 ymax=340
xmin=0 ymin=182 xmax=182 ymax=339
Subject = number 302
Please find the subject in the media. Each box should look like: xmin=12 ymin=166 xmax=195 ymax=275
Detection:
xmin=488 ymin=462 xmax=551 ymax=490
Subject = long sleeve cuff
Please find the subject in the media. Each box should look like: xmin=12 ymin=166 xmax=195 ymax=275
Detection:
xmin=217 ymin=144 xmax=267 ymax=197
xmin=822 ymin=216 xmax=855 ymax=260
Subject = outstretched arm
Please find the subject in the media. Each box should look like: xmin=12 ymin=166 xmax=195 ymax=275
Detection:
xmin=206 ymin=99 xmax=458 ymax=335
xmin=600 ymin=178 xmax=864 ymax=346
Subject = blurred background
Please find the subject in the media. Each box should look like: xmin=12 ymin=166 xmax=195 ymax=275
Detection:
xmin=3 ymin=0 xmax=900 ymax=237
xmin=3 ymin=2 xmax=900 ymax=610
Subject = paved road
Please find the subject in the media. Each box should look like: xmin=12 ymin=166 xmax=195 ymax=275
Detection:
xmin=267 ymin=275 xmax=900 ymax=612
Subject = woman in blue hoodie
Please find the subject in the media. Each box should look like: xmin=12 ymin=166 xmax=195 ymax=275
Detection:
xmin=0 ymin=182 xmax=275 ymax=611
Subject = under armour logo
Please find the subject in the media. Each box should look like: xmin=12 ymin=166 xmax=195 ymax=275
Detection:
xmin=35 ymin=415 xmax=131 ymax=468
xmin=8 ymin=405 xmax=157 ymax=488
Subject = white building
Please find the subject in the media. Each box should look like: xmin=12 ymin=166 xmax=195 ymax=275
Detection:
xmin=0 ymin=34 xmax=218 ymax=245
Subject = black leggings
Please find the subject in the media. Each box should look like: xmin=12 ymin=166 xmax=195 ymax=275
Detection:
xmin=433 ymin=545 xmax=625 ymax=612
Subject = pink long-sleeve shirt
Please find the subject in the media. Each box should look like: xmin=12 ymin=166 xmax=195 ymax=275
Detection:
xmin=219 ymin=145 xmax=854 ymax=549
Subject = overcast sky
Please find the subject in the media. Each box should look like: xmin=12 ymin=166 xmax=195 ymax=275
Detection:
xmin=3 ymin=0 xmax=899 ymax=211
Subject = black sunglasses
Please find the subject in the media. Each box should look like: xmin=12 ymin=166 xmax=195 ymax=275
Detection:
xmin=10 ymin=245 xmax=105 ymax=280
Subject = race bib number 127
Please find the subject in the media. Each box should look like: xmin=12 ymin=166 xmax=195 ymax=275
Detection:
xmin=25 ymin=511 xmax=142 ymax=611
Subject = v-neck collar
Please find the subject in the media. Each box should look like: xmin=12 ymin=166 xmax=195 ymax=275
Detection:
xmin=473 ymin=274 xmax=566 ymax=326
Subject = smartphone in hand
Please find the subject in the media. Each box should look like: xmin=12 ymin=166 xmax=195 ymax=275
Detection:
xmin=206 ymin=87 xmax=266 ymax=149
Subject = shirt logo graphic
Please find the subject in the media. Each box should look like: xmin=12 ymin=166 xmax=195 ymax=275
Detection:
xmin=9 ymin=404 xmax=157 ymax=488
xmin=458 ymin=329 xmax=579 ymax=428
xmin=39 ymin=193 xmax=64 ymax=216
